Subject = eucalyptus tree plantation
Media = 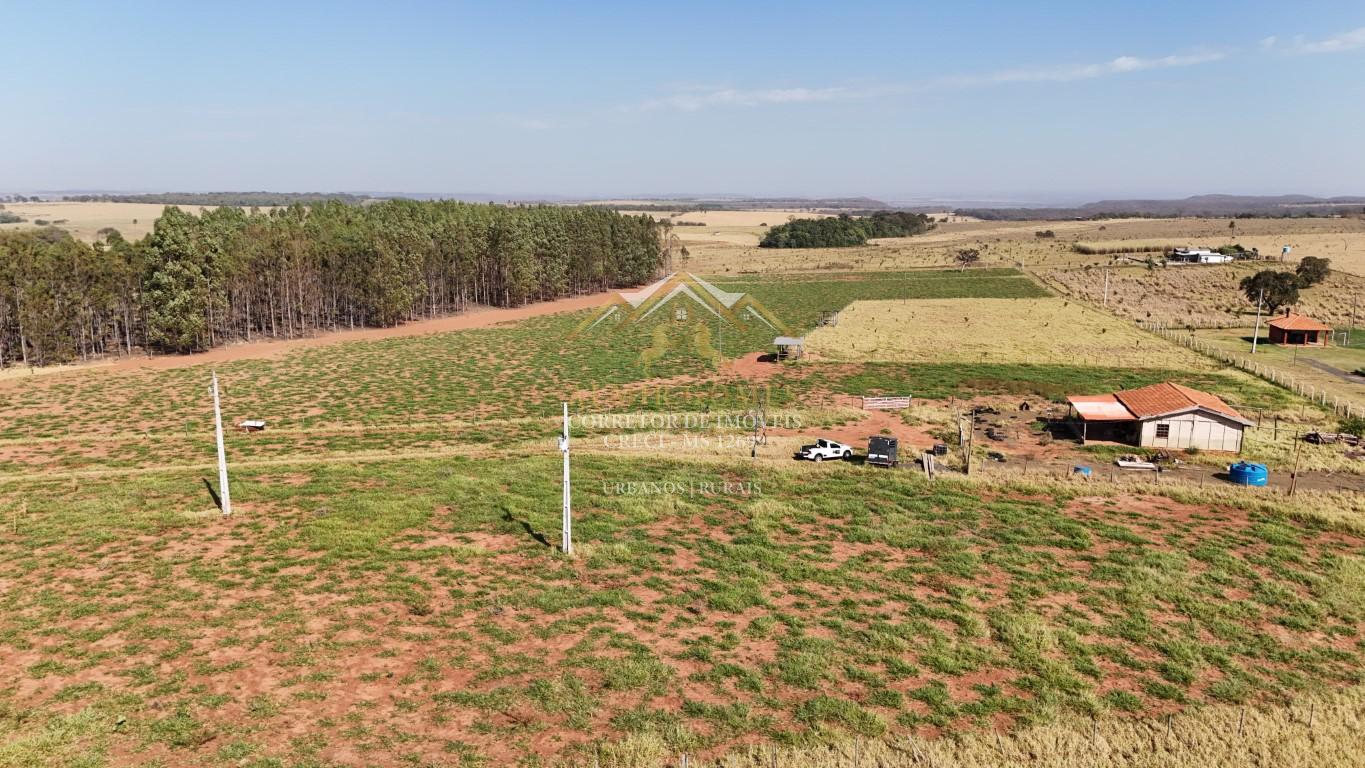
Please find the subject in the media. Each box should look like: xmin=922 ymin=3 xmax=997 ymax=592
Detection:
xmin=0 ymin=201 xmax=664 ymax=365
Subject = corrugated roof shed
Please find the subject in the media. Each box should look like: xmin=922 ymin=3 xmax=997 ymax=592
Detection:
xmin=1066 ymin=394 xmax=1135 ymax=422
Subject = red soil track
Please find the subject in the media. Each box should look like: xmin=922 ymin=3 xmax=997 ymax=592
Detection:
xmin=0 ymin=289 xmax=626 ymax=387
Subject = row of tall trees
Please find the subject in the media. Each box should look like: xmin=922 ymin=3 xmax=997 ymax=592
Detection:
xmin=0 ymin=201 xmax=665 ymax=365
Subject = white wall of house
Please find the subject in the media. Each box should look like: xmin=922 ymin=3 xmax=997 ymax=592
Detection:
xmin=1137 ymin=410 xmax=1244 ymax=452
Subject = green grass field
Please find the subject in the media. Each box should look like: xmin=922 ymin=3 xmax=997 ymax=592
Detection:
xmin=1190 ymin=328 xmax=1365 ymax=412
xmin=2 ymin=455 xmax=1362 ymax=767
xmin=3 ymin=268 xmax=1361 ymax=767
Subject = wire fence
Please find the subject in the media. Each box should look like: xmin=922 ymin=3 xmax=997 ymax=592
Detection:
xmin=1142 ymin=321 xmax=1363 ymax=420
xmin=960 ymin=457 xmax=1305 ymax=496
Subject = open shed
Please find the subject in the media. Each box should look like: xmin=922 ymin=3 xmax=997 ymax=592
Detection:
xmin=772 ymin=336 xmax=805 ymax=360
xmin=1268 ymin=312 xmax=1331 ymax=346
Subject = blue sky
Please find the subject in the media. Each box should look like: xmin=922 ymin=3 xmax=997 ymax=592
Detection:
xmin=3 ymin=0 xmax=1364 ymax=202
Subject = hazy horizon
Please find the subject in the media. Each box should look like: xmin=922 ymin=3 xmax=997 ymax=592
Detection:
xmin=4 ymin=1 xmax=1364 ymax=201
xmin=8 ymin=189 xmax=1365 ymax=210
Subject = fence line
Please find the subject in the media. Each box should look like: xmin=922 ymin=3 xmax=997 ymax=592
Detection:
xmin=1140 ymin=321 xmax=1360 ymax=420
xmin=965 ymin=458 xmax=1319 ymax=497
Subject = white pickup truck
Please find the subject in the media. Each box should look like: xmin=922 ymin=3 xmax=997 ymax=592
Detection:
xmin=796 ymin=438 xmax=853 ymax=462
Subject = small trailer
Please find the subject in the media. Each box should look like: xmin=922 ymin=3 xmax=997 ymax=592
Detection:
xmin=866 ymin=436 xmax=899 ymax=468
xmin=237 ymin=419 xmax=267 ymax=433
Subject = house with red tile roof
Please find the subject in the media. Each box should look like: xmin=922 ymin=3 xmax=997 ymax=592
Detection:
xmin=1066 ymin=382 xmax=1252 ymax=452
xmin=1267 ymin=312 xmax=1331 ymax=347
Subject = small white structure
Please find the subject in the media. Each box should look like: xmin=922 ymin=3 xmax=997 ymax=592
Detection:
xmin=1170 ymin=248 xmax=1234 ymax=265
xmin=772 ymin=336 xmax=805 ymax=360
xmin=1067 ymin=382 xmax=1252 ymax=452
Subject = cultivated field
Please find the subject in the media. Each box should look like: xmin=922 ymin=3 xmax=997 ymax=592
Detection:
xmin=2 ymin=266 xmax=1363 ymax=767
xmin=804 ymin=298 xmax=1217 ymax=370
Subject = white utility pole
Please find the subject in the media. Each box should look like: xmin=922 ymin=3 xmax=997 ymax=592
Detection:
xmin=1102 ymin=268 xmax=1110 ymax=308
xmin=1251 ymin=288 xmax=1265 ymax=355
xmin=559 ymin=401 xmax=572 ymax=555
xmin=1349 ymin=295 xmax=1358 ymax=347
xmin=210 ymin=371 xmax=232 ymax=516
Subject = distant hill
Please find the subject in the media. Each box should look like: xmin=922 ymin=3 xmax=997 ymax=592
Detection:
xmin=62 ymin=191 xmax=371 ymax=206
xmin=956 ymin=194 xmax=1365 ymax=220
xmin=588 ymin=195 xmax=890 ymax=213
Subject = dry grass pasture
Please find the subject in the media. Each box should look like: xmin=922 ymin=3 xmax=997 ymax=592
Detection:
xmin=1041 ymin=264 xmax=1365 ymax=328
xmin=0 ymin=201 xmax=239 ymax=242
xmin=627 ymin=208 xmax=835 ymax=247
xmin=803 ymin=297 xmax=1216 ymax=370
xmin=676 ymin=219 xmax=1103 ymax=274
xmin=672 ymin=215 xmax=1365 ymax=278
xmin=606 ymin=684 xmax=1365 ymax=767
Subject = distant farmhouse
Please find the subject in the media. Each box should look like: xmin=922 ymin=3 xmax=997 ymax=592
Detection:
xmin=1169 ymin=248 xmax=1234 ymax=265
xmin=1268 ymin=312 xmax=1331 ymax=347
xmin=1066 ymin=382 xmax=1252 ymax=452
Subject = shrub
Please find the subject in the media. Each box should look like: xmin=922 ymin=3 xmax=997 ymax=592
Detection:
xmin=1339 ymin=415 xmax=1365 ymax=438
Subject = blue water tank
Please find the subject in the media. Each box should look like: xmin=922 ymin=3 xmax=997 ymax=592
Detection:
xmin=1228 ymin=461 xmax=1268 ymax=486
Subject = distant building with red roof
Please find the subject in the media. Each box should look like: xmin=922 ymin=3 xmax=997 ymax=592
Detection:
xmin=1267 ymin=312 xmax=1330 ymax=347
xmin=1066 ymin=382 xmax=1251 ymax=452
